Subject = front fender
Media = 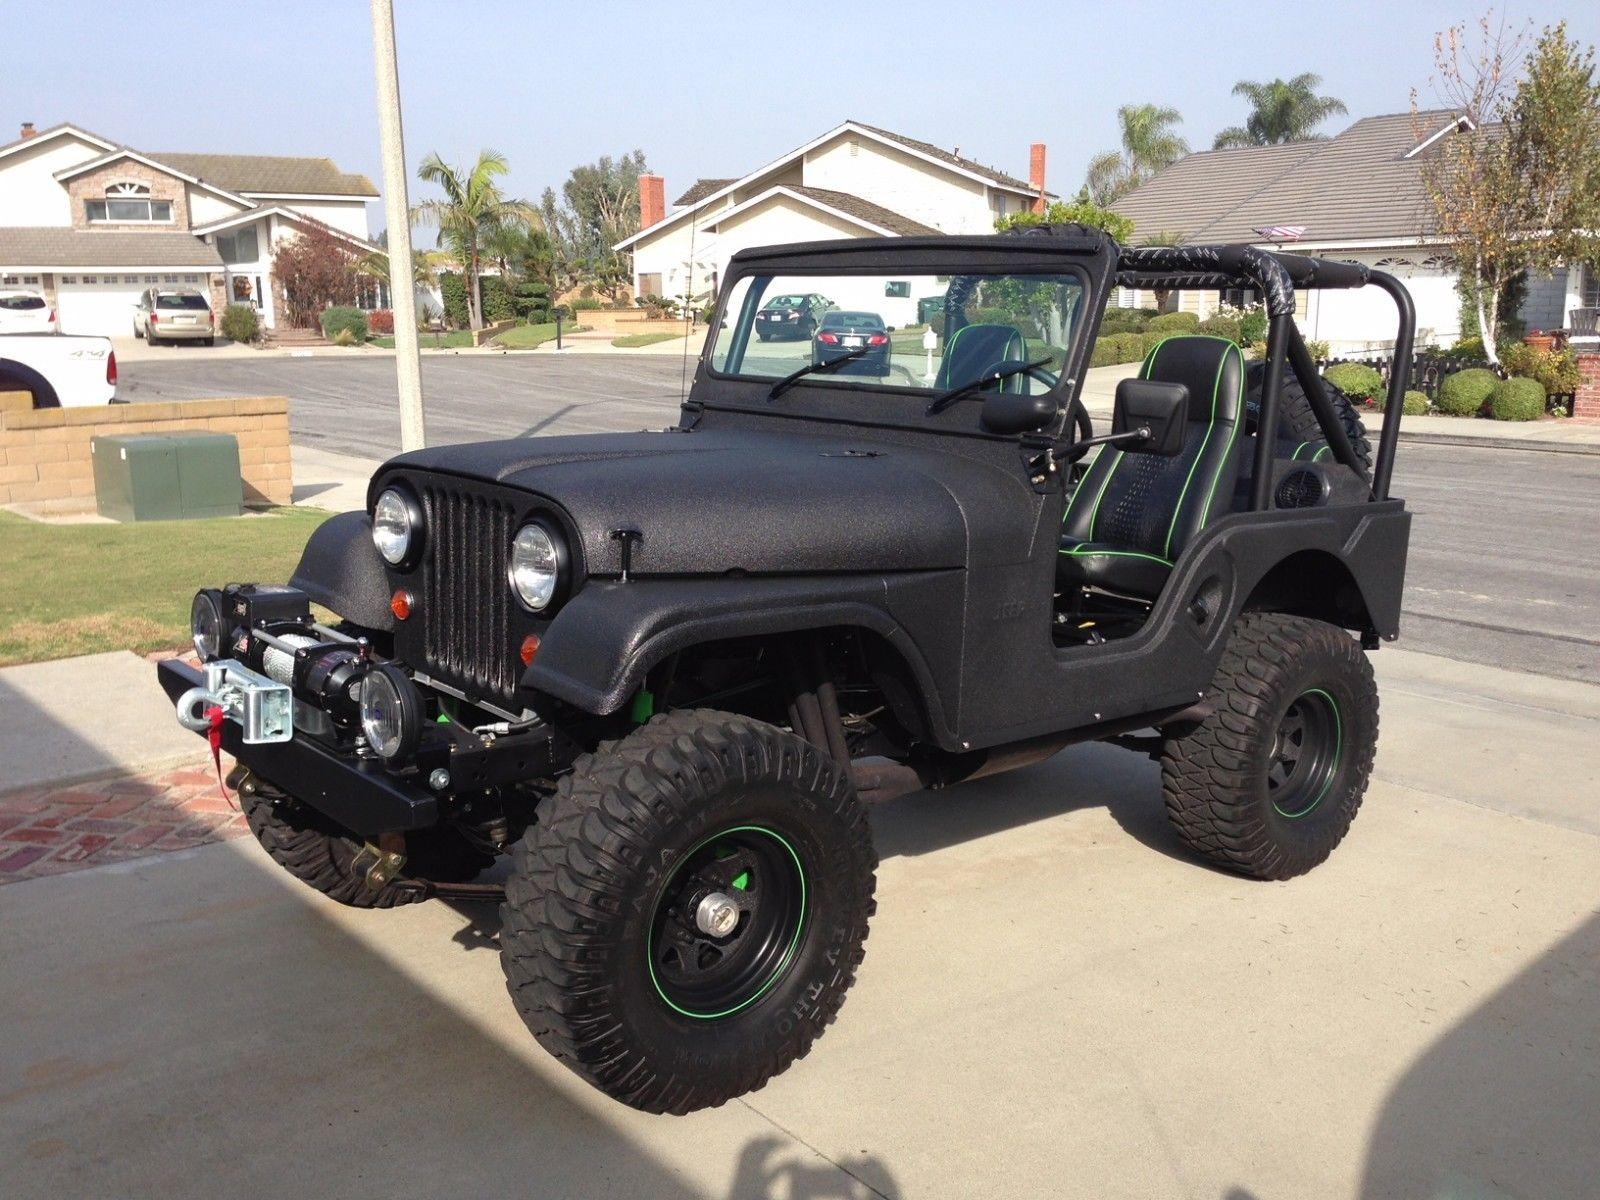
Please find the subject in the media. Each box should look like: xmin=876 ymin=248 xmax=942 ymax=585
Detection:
xmin=524 ymin=574 xmax=951 ymax=731
xmin=289 ymin=510 xmax=395 ymax=632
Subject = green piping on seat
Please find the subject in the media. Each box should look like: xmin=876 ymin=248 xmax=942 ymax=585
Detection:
xmin=1058 ymin=545 xmax=1174 ymax=567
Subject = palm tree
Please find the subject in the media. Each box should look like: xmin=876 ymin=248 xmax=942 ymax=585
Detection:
xmin=1213 ymin=74 xmax=1348 ymax=148
xmin=1084 ymin=104 xmax=1189 ymax=204
xmin=412 ymin=150 xmax=537 ymax=330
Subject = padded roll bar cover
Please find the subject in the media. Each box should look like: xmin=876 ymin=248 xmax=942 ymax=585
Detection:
xmin=1273 ymin=253 xmax=1371 ymax=290
xmin=1118 ymin=244 xmax=1296 ymax=316
xmin=288 ymin=509 xmax=396 ymax=632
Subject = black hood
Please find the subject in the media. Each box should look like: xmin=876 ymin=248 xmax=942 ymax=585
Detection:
xmin=381 ymin=428 xmax=1035 ymax=578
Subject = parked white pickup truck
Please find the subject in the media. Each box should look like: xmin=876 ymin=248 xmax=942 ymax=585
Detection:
xmin=0 ymin=333 xmax=117 ymax=407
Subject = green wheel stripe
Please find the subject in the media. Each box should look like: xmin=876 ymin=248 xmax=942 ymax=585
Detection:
xmin=1273 ymin=688 xmax=1343 ymax=819
xmin=646 ymin=825 xmax=808 ymax=1021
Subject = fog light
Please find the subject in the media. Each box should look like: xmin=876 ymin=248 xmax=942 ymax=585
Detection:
xmin=359 ymin=663 xmax=422 ymax=762
xmin=390 ymin=589 xmax=414 ymax=621
xmin=190 ymin=589 xmax=226 ymax=661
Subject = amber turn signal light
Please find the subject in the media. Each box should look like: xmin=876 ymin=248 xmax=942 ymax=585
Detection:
xmin=390 ymin=589 xmax=414 ymax=621
xmin=519 ymin=633 xmax=541 ymax=666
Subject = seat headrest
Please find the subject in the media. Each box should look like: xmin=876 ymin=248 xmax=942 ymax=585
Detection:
xmin=936 ymin=323 xmax=1027 ymax=391
xmin=1141 ymin=335 xmax=1244 ymax=425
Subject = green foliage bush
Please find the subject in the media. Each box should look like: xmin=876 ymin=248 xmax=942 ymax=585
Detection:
xmin=569 ymin=296 xmax=603 ymax=311
xmin=1436 ymin=367 xmax=1498 ymax=416
xmin=1197 ymin=313 xmax=1242 ymax=343
xmin=219 ymin=303 xmax=259 ymax=344
xmin=1238 ymin=307 xmax=1268 ymax=344
xmin=480 ymin=276 xmax=517 ymax=323
xmin=1148 ymin=311 xmax=1199 ymax=332
xmin=1375 ymin=389 xmax=1431 ymax=415
xmin=514 ymin=280 xmax=552 ymax=323
xmin=439 ymin=273 xmax=469 ymax=328
xmin=1500 ymin=343 xmax=1581 ymax=394
xmin=1098 ymin=307 xmax=1155 ymax=335
xmin=319 ymin=306 xmax=368 ymax=343
xmin=1489 ymin=376 xmax=1546 ymax=421
xmin=1323 ymin=362 xmax=1385 ymax=404
xmin=1446 ymin=335 xmax=1486 ymax=360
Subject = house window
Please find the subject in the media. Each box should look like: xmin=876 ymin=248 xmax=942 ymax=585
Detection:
xmin=60 ymin=275 xmax=76 ymax=284
xmin=85 ymin=182 xmax=173 ymax=223
xmin=81 ymin=275 xmax=98 ymax=284
xmin=1583 ymin=266 xmax=1600 ymax=309
xmin=184 ymin=274 xmax=200 ymax=283
xmin=22 ymin=275 xmax=39 ymax=285
xmin=216 ymin=228 xmax=260 ymax=264
xmin=0 ymin=275 xmax=15 ymax=285
xmin=639 ymin=272 xmax=663 ymax=297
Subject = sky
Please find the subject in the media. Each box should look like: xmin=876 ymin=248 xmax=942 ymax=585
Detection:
xmin=6 ymin=1 xmax=1600 ymax=241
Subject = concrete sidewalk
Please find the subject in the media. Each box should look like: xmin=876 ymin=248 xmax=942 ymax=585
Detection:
xmin=3 ymin=644 xmax=1596 ymax=1198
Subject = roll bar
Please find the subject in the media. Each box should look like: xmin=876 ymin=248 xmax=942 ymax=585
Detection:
xmin=1110 ymin=243 xmax=1412 ymax=505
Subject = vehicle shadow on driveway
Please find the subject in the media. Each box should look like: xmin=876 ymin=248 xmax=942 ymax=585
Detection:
xmin=1 ymin=835 xmax=901 ymax=1200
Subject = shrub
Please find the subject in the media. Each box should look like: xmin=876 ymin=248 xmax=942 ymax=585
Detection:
xmin=1197 ymin=314 xmax=1243 ymax=343
xmin=331 ymin=327 xmax=357 ymax=347
xmin=1500 ymin=343 xmax=1581 ymax=395
xmin=1323 ymin=363 xmax=1385 ymax=404
xmin=1436 ymin=367 xmax=1498 ymax=416
xmin=513 ymin=279 xmax=552 ymax=323
xmin=439 ymin=273 xmax=469 ymax=328
xmin=1238 ymin=306 xmax=1268 ymax=345
xmin=1446 ymin=335 xmax=1486 ymax=360
xmin=1489 ymin=376 xmax=1545 ymax=421
xmin=569 ymin=296 xmax=603 ymax=312
xmin=1305 ymin=340 xmax=1331 ymax=361
xmin=1148 ymin=311 xmax=1199 ymax=332
xmin=219 ymin=303 xmax=259 ymax=344
xmin=480 ymin=276 xmax=519 ymax=323
xmin=319 ymin=306 xmax=368 ymax=343
xmin=367 ymin=308 xmax=394 ymax=336
xmin=1099 ymin=307 xmax=1154 ymax=334
xmin=1375 ymin=389 xmax=1430 ymax=415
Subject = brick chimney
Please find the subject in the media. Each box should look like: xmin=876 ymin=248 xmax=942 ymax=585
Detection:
xmin=639 ymin=174 xmax=665 ymax=229
xmin=1029 ymin=143 xmax=1047 ymax=213
xmin=19 ymin=122 xmax=37 ymax=140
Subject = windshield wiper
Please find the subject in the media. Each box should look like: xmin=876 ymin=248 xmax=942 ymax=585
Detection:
xmin=925 ymin=357 xmax=1054 ymax=416
xmin=765 ymin=345 xmax=873 ymax=401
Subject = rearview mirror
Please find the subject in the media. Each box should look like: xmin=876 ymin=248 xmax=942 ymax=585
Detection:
xmin=1113 ymin=379 xmax=1187 ymax=456
xmin=980 ymin=392 xmax=1058 ymax=436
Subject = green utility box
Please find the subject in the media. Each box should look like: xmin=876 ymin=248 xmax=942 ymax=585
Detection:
xmin=92 ymin=432 xmax=243 ymax=521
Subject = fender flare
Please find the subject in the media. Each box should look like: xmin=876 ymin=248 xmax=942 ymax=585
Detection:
xmin=523 ymin=574 xmax=953 ymax=737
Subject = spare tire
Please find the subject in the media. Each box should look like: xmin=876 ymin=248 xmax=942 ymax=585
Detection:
xmin=1244 ymin=361 xmax=1372 ymax=472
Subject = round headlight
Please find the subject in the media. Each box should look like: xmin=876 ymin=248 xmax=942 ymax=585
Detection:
xmin=509 ymin=522 xmax=561 ymax=611
xmin=190 ymin=589 xmax=225 ymax=661
xmin=359 ymin=663 xmax=421 ymax=761
xmin=372 ymin=488 xmax=415 ymax=566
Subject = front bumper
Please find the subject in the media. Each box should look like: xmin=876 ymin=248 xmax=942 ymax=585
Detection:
xmin=157 ymin=657 xmax=439 ymax=834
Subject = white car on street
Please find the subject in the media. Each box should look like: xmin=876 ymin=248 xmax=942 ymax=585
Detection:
xmin=0 ymin=333 xmax=117 ymax=407
xmin=0 ymin=289 xmax=58 ymax=334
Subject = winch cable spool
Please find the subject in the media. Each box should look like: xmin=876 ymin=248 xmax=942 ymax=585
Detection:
xmin=260 ymin=632 xmax=322 ymax=687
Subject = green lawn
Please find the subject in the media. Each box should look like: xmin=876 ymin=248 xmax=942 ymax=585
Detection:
xmin=370 ymin=330 xmax=474 ymax=349
xmin=493 ymin=321 xmax=587 ymax=349
xmin=0 ymin=508 xmax=332 ymax=667
xmin=611 ymin=332 xmax=681 ymax=348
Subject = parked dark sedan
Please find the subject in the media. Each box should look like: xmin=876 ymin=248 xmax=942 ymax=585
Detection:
xmin=754 ymin=292 xmax=835 ymax=341
xmin=811 ymin=310 xmax=891 ymax=375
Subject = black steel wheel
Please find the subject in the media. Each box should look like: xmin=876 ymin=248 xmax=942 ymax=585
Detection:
xmin=1161 ymin=613 xmax=1378 ymax=880
xmin=499 ymin=709 xmax=876 ymax=1114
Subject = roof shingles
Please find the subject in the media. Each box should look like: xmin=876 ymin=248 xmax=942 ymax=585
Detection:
xmin=0 ymin=227 xmax=223 ymax=268
xmin=150 ymin=152 xmax=378 ymax=197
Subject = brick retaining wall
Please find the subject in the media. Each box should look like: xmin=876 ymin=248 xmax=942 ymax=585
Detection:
xmin=0 ymin=397 xmax=292 ymax=513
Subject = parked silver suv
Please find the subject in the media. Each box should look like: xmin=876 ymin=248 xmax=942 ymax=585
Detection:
xmin=134 ymin=288 xmax=215 ymax=346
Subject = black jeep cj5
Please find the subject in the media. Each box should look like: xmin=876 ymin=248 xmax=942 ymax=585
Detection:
xmin=159 ymin=226 xmax=1413 ymax=1114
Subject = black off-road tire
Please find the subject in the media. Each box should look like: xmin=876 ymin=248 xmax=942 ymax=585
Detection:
xmin=1246 ymin=361 xmax=1373 ymax=471
xmin=1161 ymin=613 xmax=1378 ymax=880
xmin=499 ymin=709 xmax=876 ymax=1115
xmin=236 ymin=768 xmax=494 ymax=907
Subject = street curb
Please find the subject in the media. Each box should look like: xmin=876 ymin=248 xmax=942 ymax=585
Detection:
xmin=1395 ymin=430 xmax=1600 ymax=456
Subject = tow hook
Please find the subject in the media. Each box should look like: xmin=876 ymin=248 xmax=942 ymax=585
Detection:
xmin=352 ymin=836 xmax=407 ymax=890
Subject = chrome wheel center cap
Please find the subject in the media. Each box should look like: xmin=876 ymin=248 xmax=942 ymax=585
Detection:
xmin=695 ymin=892 xmax=740 ymax=937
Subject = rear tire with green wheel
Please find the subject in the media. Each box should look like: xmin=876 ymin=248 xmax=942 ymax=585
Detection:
xmin=1160 ymin=613 xmax=1378 ymax=880
xmin=498 ymin=709 xmax=876 ymax=1114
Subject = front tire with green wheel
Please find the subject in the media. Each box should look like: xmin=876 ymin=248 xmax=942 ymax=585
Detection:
xmin=1161 ymin=613 xmax=1378 ymax=880
xmin=499 ymin=709 xmax=876 ymax=1114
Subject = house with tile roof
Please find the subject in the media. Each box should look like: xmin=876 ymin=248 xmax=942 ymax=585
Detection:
xmin=1111 ymin=111 xmax=1597 ymax=353
xmin=0 ymin=121 xmax=379 ymax=336
xmin=616 ymin=120 xmax=1050 ymax=305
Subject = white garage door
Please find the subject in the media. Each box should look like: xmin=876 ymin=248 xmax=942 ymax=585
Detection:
xmin=56 ymin=274 xmax=154 ymax=336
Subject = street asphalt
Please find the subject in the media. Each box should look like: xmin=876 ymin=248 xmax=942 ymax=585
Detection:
xmin=118 ymin=354 xmax=1600 ymax=683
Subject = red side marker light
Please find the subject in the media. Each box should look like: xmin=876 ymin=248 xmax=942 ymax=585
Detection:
xmin=390 ymin=589 xmax=414 ymax=621
xmin=519 ymin=634 xmax=541 ymax=666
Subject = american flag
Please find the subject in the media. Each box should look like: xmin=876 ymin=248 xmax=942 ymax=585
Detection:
xmin=1254 ymin=225 xmax=1306 ymax=242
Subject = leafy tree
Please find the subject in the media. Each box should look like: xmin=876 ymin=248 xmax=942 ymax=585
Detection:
xmin=413 ymin=149 xmax=537 ymax=330
xmin=271 ymin=222 xmax=360 ymax=329
xmin=1141 ymin=230 xmax=1184 ymax=311
xmin=1213 ymin=74 xmax=1348 ymax=147
xmin=539 ymin=150 xmax=649 ymax=299
xmin=995 ymin=194 xmax=1136 ymax=243
xmin=1416 ymin=17 xmax=1600 ymax=363
xmin=1084 ymin=104 xmax=1189 ymax=203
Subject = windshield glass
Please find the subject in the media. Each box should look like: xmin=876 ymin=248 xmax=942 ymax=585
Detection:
xmin=712 ymin=271 xmax=1085 ymax=397
xmin=156 ymin=293 xmax=210 ymax=310
xmin=0 ymin=294 xmax=46 ymax=310
xmin=762 ymin=295 xmax=809 ymax=309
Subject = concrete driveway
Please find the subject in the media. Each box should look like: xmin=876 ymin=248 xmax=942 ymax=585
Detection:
xmin=5 ymin=645 xmax=1597 ymax=1199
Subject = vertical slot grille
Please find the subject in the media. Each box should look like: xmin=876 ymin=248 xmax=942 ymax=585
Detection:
xmin=421 ymin=484 xmax=516 ymax=700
